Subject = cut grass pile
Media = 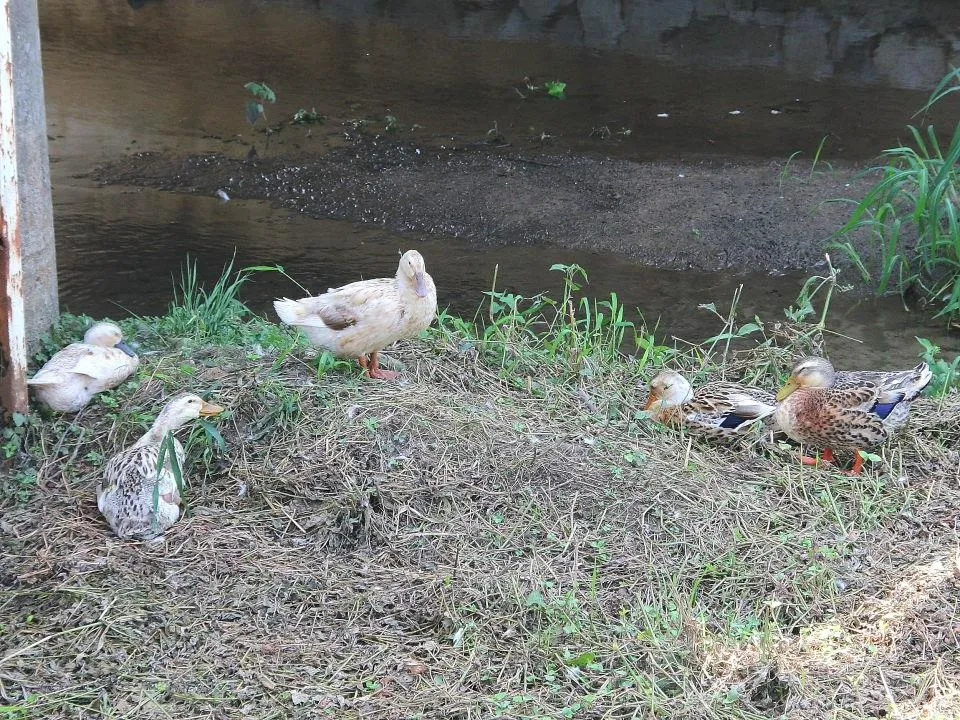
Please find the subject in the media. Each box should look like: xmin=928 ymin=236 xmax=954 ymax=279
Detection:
xmin=1 ymin=277 xmax=958 ymax=719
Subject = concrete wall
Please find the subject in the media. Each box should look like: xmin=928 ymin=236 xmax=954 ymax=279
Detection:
xmin=11 ymin=0 xmax=57 ymax=350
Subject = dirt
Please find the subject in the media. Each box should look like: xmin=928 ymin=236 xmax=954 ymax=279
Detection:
xmin=91 ymin=137 xmax=875 ymax=275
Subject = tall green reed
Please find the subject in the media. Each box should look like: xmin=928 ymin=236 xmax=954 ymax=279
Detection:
xmin=830 ymin=67 xmax=960 ymax=324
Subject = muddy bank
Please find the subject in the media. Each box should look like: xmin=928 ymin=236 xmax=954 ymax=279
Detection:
xmin=92 ymin=139 xmax=872 ymax=274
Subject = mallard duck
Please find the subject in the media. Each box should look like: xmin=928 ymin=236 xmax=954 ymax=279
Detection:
xmin=775 ymin=356 xmax=932 ymax=474
xmin=97 ymin=394 xmax=223 ymax=540
xmin=27 ymin=322 xmax=139 ymax=412
xmin=643 ymin=370 xmax=778 ymax=443
xmin=274 ymin=250 xmax=437 ymax=380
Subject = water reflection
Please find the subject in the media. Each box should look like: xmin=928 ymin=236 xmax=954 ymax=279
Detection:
xmin=316 ymin=0 xmax=960 ymax=91
xmin=54 ymin=185 xmax=957 ymax=370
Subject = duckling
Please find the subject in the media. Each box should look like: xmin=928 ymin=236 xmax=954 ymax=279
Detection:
xmin=27 ymin=322 xmax=138 ymax=412
xmin=775 ymin=356 xmax=932 ymax=474
xmin=644 ymin=370 xmax=778 ymax=444
xmin=97 ymin=394 xmax=223 ymax=540
xmin=274 ymin=250 xmax=437 ymax=380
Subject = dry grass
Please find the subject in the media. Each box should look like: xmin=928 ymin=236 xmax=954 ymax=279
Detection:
xmin=1 ymin=330 xmax=958 ymax=719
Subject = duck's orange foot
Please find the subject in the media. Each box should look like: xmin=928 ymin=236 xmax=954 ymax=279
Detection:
xmin=368 ymin=367 xmax=399 ymax=380
xmin=361 ymin=351 xmax=399 ymax=381
xmin=800 ymin=454 xmax=821 ymax=466
xmin=842 ymin=450 xmax=865 ymax=476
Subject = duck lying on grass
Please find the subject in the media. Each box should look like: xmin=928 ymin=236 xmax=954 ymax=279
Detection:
xmin=97 ymin=394 xmax=223 ymax=541
xmin=27 ymin=322 xmax=138 ymax=412
xmin=274 ymin=250 xmax=437 ymax=380
xmin=775 ymin=356 xmax=932 ymax=474
xmin=644 ymin=370 xmax=778 ymax=443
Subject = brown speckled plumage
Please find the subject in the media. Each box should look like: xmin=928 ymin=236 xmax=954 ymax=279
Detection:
xmin=775 ymin=356 xmax=932 ymax=453
xmin=97 ymin=394 xmax=222 ymax=541
xmin=645 ymin=371 xmax=778 ymax=445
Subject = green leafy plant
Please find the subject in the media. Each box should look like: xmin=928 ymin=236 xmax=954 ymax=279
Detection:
xmin=916 ymin=336 xmax=960 ymax=396
xmin=152 ymin=432 xmax=184 ymax=532
xmin=830 ymin=67 xmax=960 ymax=323
xmin=244 ymin=81 xmax=276 ymax=127
xmin=291 ymin=108 xmax=324 ymax=125
xmin=515 ymin=77 xmax=568 ymax=100
xmin=544 ymin=80 xmax=567 ymax=99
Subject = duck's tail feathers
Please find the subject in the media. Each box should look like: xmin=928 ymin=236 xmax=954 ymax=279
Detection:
xmin=27 ymin=371 xmax=64 ymax=386
xmin=273 ymin=298 xmax=306 ymax=326
xmin=907 ymin=362 xmax=934 ymax=400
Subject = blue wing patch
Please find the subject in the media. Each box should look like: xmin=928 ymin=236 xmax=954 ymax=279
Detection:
xmin=871 ymin=401 xmax=899 ymax=419
xmin=719 ymin=414 xmax=747 ymax=429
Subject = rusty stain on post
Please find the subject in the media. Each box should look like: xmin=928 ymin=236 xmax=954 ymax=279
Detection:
xmin=0 ymin=0 xmax=29 ymax=416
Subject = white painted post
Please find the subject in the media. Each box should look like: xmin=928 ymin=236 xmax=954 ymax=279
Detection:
xmin=0 ymin=0 xmax=29 ymax=415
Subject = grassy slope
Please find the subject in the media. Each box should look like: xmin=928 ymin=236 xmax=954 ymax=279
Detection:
xmin=1 ymin=281 xmax=958 ymax=720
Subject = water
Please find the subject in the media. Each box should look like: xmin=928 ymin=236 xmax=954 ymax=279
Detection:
xmin=40 ymin=0 xmax=959 ymax=367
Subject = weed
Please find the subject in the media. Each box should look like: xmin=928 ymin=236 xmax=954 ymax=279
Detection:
xmin=778 ymin=135 xmax=833 ymax=194
xmin=515 ymin=77 xmax=568 ymax=100
xmin=486 ymin=121 xmax=505 ymax=144
xmin=291 ymin=108 xmax=325 ymax=125
xmin=384 ymin=115 xmax=400 ymax=133
xmin=157 ymin=255 xmax=254 ymax=344
xmin=830 ymin=67 xmax=960 ymax=323
xmin=244 ymin=81 xmax=276 ymax=127
xmin=916 ymin=336 xmax=960 ymax=396
xmin=544 ymin=80 xmax=566 ymax=99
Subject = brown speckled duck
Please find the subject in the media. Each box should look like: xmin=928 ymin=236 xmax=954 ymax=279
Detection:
xmin=97 ymin=394 xmax=223 ymax=541
xmin=775 ymin=356 xmax=932 ymax=474
xmin=273 ymin=250 xmax=437 ymax=380
xmin=644 ymin=370 xmax=778 ymax=444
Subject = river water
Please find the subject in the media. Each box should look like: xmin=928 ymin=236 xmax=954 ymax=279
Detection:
xmin=39 ymin=0 xmax=960 ymax=366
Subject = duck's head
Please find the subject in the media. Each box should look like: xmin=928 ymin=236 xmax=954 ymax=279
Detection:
xmin=397 ymin=250 xmax=431 ymax=298
xmin=153 ymin=394 xmax=224 ymax=434
xmin=643 ymin=370 xmax=693 ymax=412
xmin=84 ymin=322 xmax=136 ymax=357
xmin=776 ymin=356 xmax=836 ymax=400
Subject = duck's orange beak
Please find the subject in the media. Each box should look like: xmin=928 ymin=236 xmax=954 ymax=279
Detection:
xmin=642 ymin=391 xmax=659 ymax=411
xmin=776 ymin=376 xmax=800 ymax=401
xmin=199 ymin=401 xmax=224 ymax=416
xmin=414 ymin=271 xmax=429 ymax=298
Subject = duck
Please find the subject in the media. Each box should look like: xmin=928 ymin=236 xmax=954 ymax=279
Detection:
xmin=27 ymin=322 xmax=139 ymax=412
xmin=273 ymin=250 xmax=437 ymax=380
xmin=775 ymin=356 xmax=932 ymax=474
xmin=643 ymin=370 xmax=778 ymax=444
xmin=97 ymin=394 xmax=223 ymax=540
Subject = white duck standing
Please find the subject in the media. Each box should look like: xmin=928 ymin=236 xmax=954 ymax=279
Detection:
xmin=97 ymin=394 xmax=223 ymax=541
xmin=274 ymin=250 xmax=437 ymax=379
xmin=27 ymin=322 xmax=139 ymax=412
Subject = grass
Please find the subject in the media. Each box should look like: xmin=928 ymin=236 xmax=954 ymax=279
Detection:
xmin=830 ymin=67 xmax=960 ymax=324
xmin=778 ymin=135 xmax=833 ymax=195
xmin=1 ymin=262 xmax=958 ymax=719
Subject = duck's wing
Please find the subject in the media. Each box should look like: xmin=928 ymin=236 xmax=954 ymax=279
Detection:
xmin=836 ymin=363 xmax=932 ymax=403
xmin=315 ymin=278 xmax=400 ymax=328
xmin=687 ymin=382 xmax=777 ymax=431
xmin=786 ymin=386 xmax=889 ymax=448
xmin=28 ymin=344 xmax=123 ymax=383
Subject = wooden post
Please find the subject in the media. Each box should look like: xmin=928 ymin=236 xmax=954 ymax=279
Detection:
xmin=0 ymin=0 xmax=29 ymax=416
